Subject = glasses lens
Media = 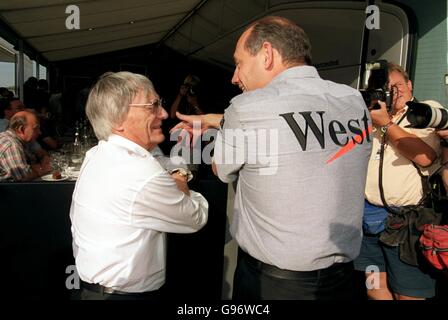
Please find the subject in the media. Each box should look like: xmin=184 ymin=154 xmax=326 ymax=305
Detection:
xmin=153 ymin=99 xmax=164 ymax=114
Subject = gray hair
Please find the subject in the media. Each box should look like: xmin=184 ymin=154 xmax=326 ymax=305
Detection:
xmin=86 ymin=71 xmax=155 ymax=140
xmin=244 ymin=16 xmax=312 ymax=66
xmin=8 ymin=110 xmax=36 ymax=131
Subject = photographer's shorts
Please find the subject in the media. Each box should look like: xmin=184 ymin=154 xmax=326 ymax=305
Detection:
xmin=354 ymin=234 xmax=437 ymax=298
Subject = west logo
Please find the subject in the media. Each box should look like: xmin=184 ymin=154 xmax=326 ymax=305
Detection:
xmin=279 ymin=109 xmax=372 ymax=163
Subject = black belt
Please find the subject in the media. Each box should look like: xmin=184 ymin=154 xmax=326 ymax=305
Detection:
xmin=239 ymin=248 xmax=350 ymax=280
xmin=80 ymin=280 xmax=157 ymax=296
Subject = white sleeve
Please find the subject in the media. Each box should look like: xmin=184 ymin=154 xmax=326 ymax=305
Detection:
xmin=213 ymin=106 xmax=245 ymax=183
xmin=131 ymin=172 xmax=209 ymax=233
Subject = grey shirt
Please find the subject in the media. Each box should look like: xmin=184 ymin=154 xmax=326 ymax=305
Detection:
xmin=214 ymin=66 xmax=372 ymax=271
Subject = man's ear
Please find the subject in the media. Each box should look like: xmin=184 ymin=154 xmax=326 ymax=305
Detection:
xmin=407 ymin=79 xmax=413 ymax=92
xmin=262 ymin=41 xmax=274 ymax=70
xmin=15 ymin=125 xmax=26 ymax=139
xmin=18 ymin=124 xmax=26 ymax=134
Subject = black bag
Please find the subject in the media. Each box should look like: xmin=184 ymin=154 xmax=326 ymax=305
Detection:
xmin=380 ymin=205 xmax=443 ymax=266
xmin=379 ymin=169 xmax=447 ymax=266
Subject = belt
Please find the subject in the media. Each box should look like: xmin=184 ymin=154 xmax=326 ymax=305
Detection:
xmin=80 ymin=280 xmax=157 ymax=296
xmin=238 ymin=248 xmax=350 ymax=280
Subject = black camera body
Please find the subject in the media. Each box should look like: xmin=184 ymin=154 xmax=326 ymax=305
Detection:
xmin=183 ymin=75 xmax=201 ymax=97
xmin=406 ymin=101 xmax=448 ymax=129
xmin=360 ymin=60 xmax=393 ymax=112
xmin=186 ymin=83 xmax=199 ymax=97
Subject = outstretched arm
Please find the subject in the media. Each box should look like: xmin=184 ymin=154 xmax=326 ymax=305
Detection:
xmin=370 ymin=101 xmax=437 ymax=167
xmin=170 ymin=112 xmax=223 ymax=135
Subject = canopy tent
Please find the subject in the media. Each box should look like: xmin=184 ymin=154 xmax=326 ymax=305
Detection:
xmin=0 ymin=0 xmax=416 ymax=96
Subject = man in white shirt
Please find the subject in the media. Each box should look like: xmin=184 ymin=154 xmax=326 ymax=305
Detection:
xmin=70 ymin=71 xmax=209 ymax=300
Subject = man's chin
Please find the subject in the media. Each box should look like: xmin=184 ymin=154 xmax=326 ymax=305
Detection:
xmin=151 ymin=134 xmax=165 ymax=145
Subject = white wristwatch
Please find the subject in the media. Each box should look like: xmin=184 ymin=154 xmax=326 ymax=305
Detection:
xmin=169 ymin=168 xmax=193 ymax=182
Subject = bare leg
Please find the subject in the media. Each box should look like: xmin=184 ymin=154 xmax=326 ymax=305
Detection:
xmin=365 ymin=271 xmax=394 ymax=300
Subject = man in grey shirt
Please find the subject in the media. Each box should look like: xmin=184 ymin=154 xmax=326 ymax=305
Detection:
xmin=173 ymin=16 xmax=372 ymax=300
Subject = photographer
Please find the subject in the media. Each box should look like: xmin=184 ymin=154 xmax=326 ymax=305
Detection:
xmin=354 ymin=62 xmax=443 ymax=300
xmin=169 ymin=74 xmax=204 ymax=119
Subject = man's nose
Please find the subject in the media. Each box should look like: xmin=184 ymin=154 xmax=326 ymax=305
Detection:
xmin=158 ymin=107 xmax=168 ymax=120
xmin=231 ymin=69 xmax=239 ymax=85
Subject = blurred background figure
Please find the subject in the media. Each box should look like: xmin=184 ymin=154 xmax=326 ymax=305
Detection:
xmin=23 ymin=76 xmax=38 ymax=108
xmin=168 ymin=74 xmax=205 ymax=177
xmin=170 ymin=74 xmax=204 ymax=119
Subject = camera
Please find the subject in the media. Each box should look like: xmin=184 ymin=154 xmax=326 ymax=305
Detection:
xmin=405 ymin=101 xmax=448 ymax=129
xmin=186 ymin=84 xmax=198 ymax=97
xmin=359 ymin=60 xmax=393 ymax=112
xmin=183 ymin=75 xmax=201 ymax=97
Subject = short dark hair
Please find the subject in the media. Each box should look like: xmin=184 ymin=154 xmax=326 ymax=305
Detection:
xmin=244 ymin=16 xmax=312 ymax=66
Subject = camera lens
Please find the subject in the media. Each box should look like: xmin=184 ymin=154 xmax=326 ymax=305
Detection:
xmin=406 ymin=101 xmax=448 ymax=129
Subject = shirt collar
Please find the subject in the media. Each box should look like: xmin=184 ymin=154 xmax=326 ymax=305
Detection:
xmin=6 ymin=129 xmax=26 ymax=145
xmin=271 ymin=65 xmax=320 ymax=85
xmin=107 ymin=134 xmax=151 ymax=158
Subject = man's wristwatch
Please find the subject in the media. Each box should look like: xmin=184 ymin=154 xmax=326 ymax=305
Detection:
xmin=169 ymin=168 xmax=193 ymax=182
xmin=380 ymin=121 xmax=394 ymax=136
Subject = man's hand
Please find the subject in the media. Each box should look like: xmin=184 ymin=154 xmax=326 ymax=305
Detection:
xmin=369 ymin=100 xmax=392 ymax=127
xmin=436 ymin=129 xmax=448 ymax=140
xmin=171 ymin=172 xmax=190 ymax=196
xmin=170 ymin=112 xmax=223 ymax=146
xmin=170 ymin=112 xmax=223 ymax=133
xmin=179 ymin=84 xmax=188 ymax=97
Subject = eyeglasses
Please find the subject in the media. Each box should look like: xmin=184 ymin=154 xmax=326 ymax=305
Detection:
xmin=129 ymin=98 xmax=164 ymax=115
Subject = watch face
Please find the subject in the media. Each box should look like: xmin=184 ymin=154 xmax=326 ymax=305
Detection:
xmin=170 ymin=168 xmax=193 ymax=182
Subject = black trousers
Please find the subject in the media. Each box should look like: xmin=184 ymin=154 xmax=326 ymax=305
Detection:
xmin=232 ymin=248 xmax=355 ymax=300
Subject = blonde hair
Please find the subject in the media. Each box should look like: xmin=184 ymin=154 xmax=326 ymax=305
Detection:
xmin=387 ymin=62 xmax=410 ymax=82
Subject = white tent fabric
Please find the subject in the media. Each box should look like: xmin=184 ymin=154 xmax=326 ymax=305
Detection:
xmin=0 ymin=0 xmax=410 ymax=86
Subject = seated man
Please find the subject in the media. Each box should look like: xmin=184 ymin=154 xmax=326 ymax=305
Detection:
xmin=0 ymin=110 xmax=51 ymax=181
xmin=70 ymin=71 xmax=208 ymax=300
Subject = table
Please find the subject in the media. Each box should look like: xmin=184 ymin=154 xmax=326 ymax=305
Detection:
xmin=0 ymin=178 xmax=227 ymax=300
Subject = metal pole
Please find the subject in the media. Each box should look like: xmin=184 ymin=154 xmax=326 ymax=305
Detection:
xmin=18 ymin=40 xmax=24 ymax=101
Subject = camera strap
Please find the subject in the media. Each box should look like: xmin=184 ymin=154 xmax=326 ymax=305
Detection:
xmin=378 ymin=110 xmax=411 ymax=213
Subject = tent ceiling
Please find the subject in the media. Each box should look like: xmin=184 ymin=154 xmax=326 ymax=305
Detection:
xmin=0 ymin=0 xmax=202 ymax=62
xmin=0 ymin=0 xmax=381 ymax=71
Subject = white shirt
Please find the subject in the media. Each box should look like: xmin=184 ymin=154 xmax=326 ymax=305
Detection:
xmin=70 ymin=134 xmax=208 ymax=292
